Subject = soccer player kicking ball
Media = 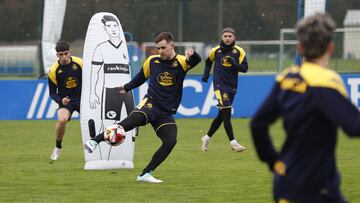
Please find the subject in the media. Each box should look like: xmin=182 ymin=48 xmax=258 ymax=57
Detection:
xmin=85 ymin=32 xmax=201 ymax=183
xmin=251 ymin=13 xmax=360 ymax=202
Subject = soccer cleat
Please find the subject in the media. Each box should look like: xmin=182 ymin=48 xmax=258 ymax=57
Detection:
xmin=84 ymin=140 xmax=98 ymax=153
xmin=230 ymin=142 xmax=246 ymax=152
xmin=201 ymin=135 xmax=211 ymax=152
xmin=50 ymin=147 xmax=61 ymax=161
xmin=136 ymin=173 xmax=163 ymax=183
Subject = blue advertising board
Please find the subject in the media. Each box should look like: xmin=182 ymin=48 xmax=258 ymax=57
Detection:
xmin=0 ymin=74 xmax=359 ymax=120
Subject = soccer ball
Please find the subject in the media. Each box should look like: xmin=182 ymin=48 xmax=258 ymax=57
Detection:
xmin=104 ymin=124 xmax=126 ymax=146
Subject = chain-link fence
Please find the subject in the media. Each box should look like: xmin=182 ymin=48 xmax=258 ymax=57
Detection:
xmin=1 ymin=0 xmax=360 ymax=77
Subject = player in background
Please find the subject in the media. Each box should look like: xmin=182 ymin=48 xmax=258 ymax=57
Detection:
xmin=201 ymin=27 xmax=248 ymax=152
xmin=250 ymin=13 xmax=360 ymax=203
xmin=85 ymin=32 xmax=201 ymax=183
xmin=48 ymin=41 xmax=83 ymax=161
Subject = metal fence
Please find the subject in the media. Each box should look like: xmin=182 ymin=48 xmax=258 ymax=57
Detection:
xmin=1 ymin=0 xmax=360 ymax=77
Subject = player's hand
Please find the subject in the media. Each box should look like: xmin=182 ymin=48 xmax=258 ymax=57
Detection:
xmin=62 ymin=96 xmax=70 ymax=105
xmin=185 ymin=49 xmax=195 ymax=60
xmin=201 ymin=76 xmax=208 ymax=82
xmin=227 ymin=57 xmax=236 ymax=66
xmin=89 ymin=94 xmax=100 ymax=109
xmin=119 ymin=85 xmax=127 ymax=94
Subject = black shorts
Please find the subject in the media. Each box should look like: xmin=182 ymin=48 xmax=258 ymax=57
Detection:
xmin=214 ymin=89 xmax=235 ymax=109
xmin=102 ymin=87 xmax=134 ymax=120
xmin=59 ymin=101 xmax=80 ymax=120
xmin=135 ymin=96 xmax=176 ymax=132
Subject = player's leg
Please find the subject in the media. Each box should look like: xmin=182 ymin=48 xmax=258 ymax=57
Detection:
xmin=221 ymin=93 xmax=245 ymax=152
xmin=84 ymin=111 xmax=147 ymax=153
xmin=137 ymin=123 xmax=177 ymax=183
xmin=201 ymin=89 xmax=228 ymax=151
xmin=201 ymin=110 xmax=223 ymax=151
xmin=50 ymin=107 xmax=72 ymax=160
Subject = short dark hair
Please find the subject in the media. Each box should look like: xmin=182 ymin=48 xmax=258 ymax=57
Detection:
xmin=222 ymin=27 xmax=236 ymax=35
xmin=296 ymin=13 xmax=336 ymax=59
xmin=55 ymin=41 xmax=70 ymax=52
xmin=155 ymin=32 xmax=174 ymax=44
xmin=101 ymin=15 xmax=119 ymax=25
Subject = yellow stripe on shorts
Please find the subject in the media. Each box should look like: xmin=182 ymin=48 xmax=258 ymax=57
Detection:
xmin=214 ymin=90 xmax=223 ymax=106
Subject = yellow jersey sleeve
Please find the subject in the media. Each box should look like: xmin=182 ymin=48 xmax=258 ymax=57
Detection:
xmin=208 ymin=46 xmax=220 ymax=63
xmin=234 ymin=46 xmax=247 ymax=64
xmin=142 ymin=55 xmax=159 ymax=78
xmin=71 ymin=56 xmax=83 ymax=69
xmin=48 ymin=62 xmax=59 ymax=85
xmin=176 ymin=55 xmax=190 ymax=71
xmin=300 ymin=62 xmax=348 ymax=97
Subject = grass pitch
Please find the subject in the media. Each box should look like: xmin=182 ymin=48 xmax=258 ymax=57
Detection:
xmin=1 ymin=119 xmax=359 ymax=202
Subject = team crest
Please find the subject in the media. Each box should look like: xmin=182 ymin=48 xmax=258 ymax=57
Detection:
xmin=72 ymin=64 xmax=78 ymax=70
xmin=172 ymin=60 xmax=178 ymax=67
xmin=157 ymin=71 xmax=176 ymax=86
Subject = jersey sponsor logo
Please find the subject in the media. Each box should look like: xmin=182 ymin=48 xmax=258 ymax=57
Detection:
xmin=157 ymin=71 xmax=176 ymax=86
xmin=65 ymin=76 xmax=79 ymax=88
xmin=220 ymin=56 xmax=234 ymax=67
xmin=104 ymin=63 xmax=129 ymax=74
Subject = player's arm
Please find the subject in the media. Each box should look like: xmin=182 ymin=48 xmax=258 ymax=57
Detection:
xmin=250 ymin=83 xmax=281 ymax=171
xmin=202 ymin=48 xmax=217 ymax=82
xmin=47 ymin=63 xmax=62 ymax=104
xmin=316 ymin=88 xmax=360 ymax=136
xmin=185 ymin=50 xmax=201 ymax=70
xmin=123 ymin=68 xmax=148 ymax=92
xmin=48 ymin=77 xmax=62 ymax=104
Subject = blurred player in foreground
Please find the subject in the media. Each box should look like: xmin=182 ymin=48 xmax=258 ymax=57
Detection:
xmin=201 ymin=27 xmax=248 ymax=152
xmin=251 ymin=13 xmax=360 ymax=203
xmin=85 ymin=32 xmax=201 ymax=183
xmin=48 ymin=41 xmax=83 ymax=161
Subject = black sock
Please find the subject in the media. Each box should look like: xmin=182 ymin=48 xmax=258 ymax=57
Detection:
xmin=207 ymin=111 xmax=223 ymax=137
xmin=222 ymin=108 xmax=235 ymax=141
xmin=56 ymin=140 xmax=62 ymax=149
xmin=92 ymin=132 xmax=105 ymax=143
xmin=141 ymin=124 xmax=177 ymax=175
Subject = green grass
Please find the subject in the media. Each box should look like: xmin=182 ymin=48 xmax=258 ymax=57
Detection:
xmin=1 ymin=119 xmax=360 ymax=202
